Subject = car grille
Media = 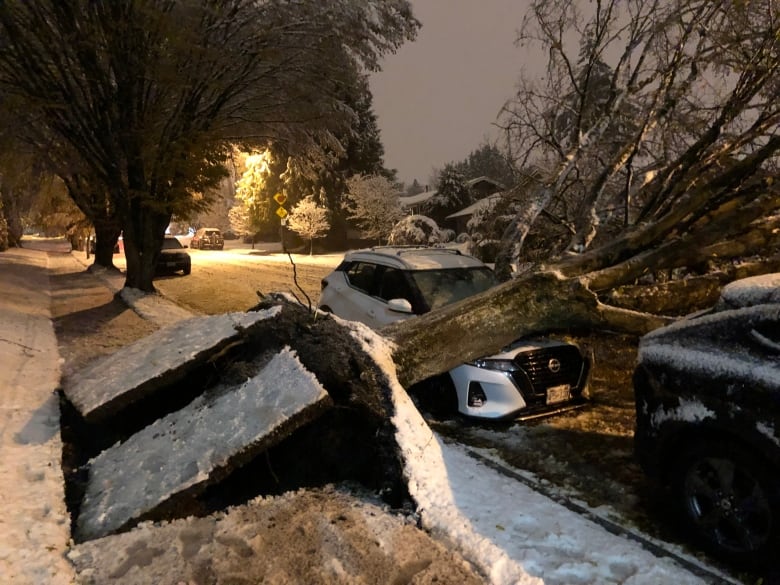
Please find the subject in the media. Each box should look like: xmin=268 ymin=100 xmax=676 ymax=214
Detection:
xmin=510 ymin=346 xmax=586 ymax=407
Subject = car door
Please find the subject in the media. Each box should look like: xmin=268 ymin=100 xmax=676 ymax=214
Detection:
xmin=332 ymin=262 xmax=410 ymax=329
xmin=354 ymin=264 xmax=416 ymax=329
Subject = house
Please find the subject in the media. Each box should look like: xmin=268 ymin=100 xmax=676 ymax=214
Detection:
xmin=445 ymin=192 xmax=505 ymax=234
xmin=398 ymin=176 xmax=506 ymax=217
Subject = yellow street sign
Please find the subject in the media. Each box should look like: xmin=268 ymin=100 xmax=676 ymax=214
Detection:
xmin=276 ymin=207 xmax=288 ymax=219
xmin=273 ymin=192 xmax=287 ymax=205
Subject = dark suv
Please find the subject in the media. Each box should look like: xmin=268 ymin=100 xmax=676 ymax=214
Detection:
xmin=633 ymin=273 xmax=780 ymax=567
xmin=155 ymin=236 xmax=191 ymax=276
xmin=191 ymin=228 xmax=224 ymax=250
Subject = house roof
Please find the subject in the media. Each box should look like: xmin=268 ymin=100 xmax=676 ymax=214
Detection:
xmin=466 ymin=176 xmax=505 ymax=191
xmin=399 ymin=190 xmax=437 ymax=207
xmin=446 ymin=193 xmax=504 ymax=219
xmin=399 ymin=176 xmax=506 ymax=209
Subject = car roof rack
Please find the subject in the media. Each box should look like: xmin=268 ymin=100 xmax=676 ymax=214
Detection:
xmin=368 ymin=245 xmax=463 ymax=257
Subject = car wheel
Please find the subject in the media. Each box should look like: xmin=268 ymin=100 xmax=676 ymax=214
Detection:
xmin=183 ymin=265 xmax=191 ymax=275
xmin=671 ymin=439 xmax=779 ymax=567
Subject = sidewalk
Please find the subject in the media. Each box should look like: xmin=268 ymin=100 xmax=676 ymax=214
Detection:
xmin=0 ymin=246 xmax=75 ymax=585
xmin=0 ymin=242 xmax=193 ymax=585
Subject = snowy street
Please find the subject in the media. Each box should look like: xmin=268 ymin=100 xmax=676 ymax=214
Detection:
xmin=0 ymin=241 xmax=744 ymax=584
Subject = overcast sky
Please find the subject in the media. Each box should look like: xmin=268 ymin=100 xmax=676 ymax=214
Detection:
xmin=369 ymin=0 xmax=532 ymax=187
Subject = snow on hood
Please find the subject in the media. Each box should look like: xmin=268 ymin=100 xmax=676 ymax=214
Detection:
xmin=639 ymin=343 xmax=780 ymax=389
xmin=490 ymin=338 xmax=571 ymax=360
xmin=720 ymin=273 xmax=780 ymax=308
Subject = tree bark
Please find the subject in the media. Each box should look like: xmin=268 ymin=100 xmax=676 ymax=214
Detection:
xmin=122 ymin=200 xmax=171 ymax=292
xmin=383 ymin=271 xmax=671 ymax=389
xmin=603 ymin=257 xmax=780 ymax=315
xmin=91 ymin=219 xmax=122 ymax=270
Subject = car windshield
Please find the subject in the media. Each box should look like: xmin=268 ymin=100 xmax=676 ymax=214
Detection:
xmin=162 ymin=238 xmax=183 ymax=250
xmin=409 ymin=267 xmax=498 ymax=311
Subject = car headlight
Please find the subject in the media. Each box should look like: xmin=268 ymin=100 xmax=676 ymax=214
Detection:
xmin=470 ymin=359 xmax=518 ymax=372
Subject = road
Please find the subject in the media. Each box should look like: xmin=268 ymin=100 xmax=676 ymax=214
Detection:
xmin=154 ymin=246 xmax=339 ymax=315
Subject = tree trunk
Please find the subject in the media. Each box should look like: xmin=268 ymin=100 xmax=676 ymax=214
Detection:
xmin=383 ymin=271 xmax=671 ymax=388
xmin=122 ymin=203 xmax=171 ymax=292
xmin=603 ymin=257 xmax=780 ymax=315
xmin=91 ymin=220 xmax=122 ymax=270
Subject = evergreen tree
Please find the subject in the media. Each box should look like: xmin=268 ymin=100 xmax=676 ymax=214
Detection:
xmin=405 ymin=179 xmax=425 ymax=196
xmin=422 ymin=164 xmax=471 ymax=225
xmin=455 ymin=143 xmax=515 ymax=188
xmin=388 ymin=215 xmax=446 ymax=246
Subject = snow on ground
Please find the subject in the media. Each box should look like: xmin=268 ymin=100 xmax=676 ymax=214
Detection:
xmin=0 ymin=239 xmax=739 ymax=584
xmin=0 ymin=244 xmax=75 ymax=585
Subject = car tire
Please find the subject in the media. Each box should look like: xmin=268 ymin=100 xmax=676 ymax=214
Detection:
xmin=183 ymin=264 xmax=191 ymax=275
xmin=670 ymin=438 xmax=780 ymax=567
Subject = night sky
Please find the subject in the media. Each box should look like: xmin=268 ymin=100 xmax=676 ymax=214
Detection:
xmin=370 ymin=0 xmax=532 ymax=187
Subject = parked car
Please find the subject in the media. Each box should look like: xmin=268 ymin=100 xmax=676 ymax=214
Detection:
xmin=318 ymin=246 xmax=590 ymax=420
xmin=190 ymin=227 xmax=224 ymax=250
xmin=155 ymin=235 xmax=191 ymax=276
xmin=633 ymin=273 xmax=780 ymax=567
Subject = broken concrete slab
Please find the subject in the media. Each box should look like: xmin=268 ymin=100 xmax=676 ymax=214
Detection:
xmin=75 ymin=347 xmax=331 ymax=541
xmin=62 ymin=308 xmax=281 ymax=422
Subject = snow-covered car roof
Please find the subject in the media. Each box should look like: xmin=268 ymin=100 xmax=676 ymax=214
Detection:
xmin=344 ymin=247 xmax=487 ymax=271
xmin=720 ymin=272 xmax=780 ymax=308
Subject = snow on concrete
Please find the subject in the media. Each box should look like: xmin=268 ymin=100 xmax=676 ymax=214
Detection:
xmin=77 ymin=347 xmax=331 ymax=541
xmin=63 ymin=309 xmax=280 ymax=421
xmin=0 ymin=247 xmax=75 ymax=585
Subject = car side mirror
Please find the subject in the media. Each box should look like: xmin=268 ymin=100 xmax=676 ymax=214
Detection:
xmin=387 ymin=298 xmax=413 ymax=314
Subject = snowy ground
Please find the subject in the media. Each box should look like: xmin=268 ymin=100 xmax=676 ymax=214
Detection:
xmin=0 ymin=238 xmax=740 ymax=584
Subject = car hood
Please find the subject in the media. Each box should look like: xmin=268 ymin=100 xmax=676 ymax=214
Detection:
xmin=489 ymin=338 xmax=573 ymax=360
xmin=638 ymin=303 xmax=780 ymax=391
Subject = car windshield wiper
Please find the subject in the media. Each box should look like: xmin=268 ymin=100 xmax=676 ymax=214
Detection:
xmin=750 ymin=328 xmax=780 ymax=352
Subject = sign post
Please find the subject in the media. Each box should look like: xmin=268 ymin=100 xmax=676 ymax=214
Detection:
xmin=273 ymin=192 xmax=288 ymax=249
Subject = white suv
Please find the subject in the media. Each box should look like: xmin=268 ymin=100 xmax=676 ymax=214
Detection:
xmin=318 ymin=246 xmax=590 ymax=420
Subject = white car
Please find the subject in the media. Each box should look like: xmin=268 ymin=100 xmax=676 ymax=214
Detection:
xmin=318 ymin=246 xmax=590 ymax=420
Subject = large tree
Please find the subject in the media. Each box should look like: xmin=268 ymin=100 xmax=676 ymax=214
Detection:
xmin=301 ymin=0 xmax=780 ymax=392
xmin=491 ymin=0 xmax=779 ymax=288
xmin=0 ymin=0 xmax=418 ymax=291
xmin=232 ymin=73 xmax=393 ymax=249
